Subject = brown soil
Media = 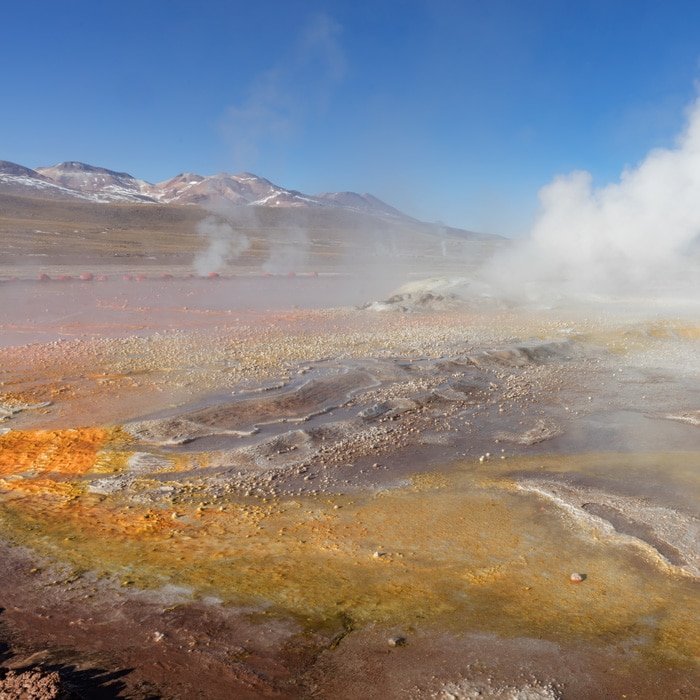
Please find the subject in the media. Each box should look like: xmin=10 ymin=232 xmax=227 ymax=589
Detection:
xmin=0 ymin=192 xmax=497 ymax=280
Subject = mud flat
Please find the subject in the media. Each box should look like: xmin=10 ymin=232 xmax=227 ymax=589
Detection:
xmin=0 ymin=278 xmax=699 ymax=698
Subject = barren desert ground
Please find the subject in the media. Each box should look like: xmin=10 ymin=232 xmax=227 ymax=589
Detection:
xmin=0 ymin=267 xmax=699 ymax=699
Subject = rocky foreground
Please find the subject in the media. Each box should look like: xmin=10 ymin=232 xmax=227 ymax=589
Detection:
xmin=0 ymin=277 xmax=699 ymax=698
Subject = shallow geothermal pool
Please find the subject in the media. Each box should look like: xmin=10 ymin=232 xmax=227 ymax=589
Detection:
xmin=0 ymin=278 xmax=699 ymax=698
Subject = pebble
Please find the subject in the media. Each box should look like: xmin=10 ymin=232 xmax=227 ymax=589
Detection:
xmin=388 ymin=635 xmax=406 ymax=647
xmin=570 ymin=572 xmax=586 ymax=583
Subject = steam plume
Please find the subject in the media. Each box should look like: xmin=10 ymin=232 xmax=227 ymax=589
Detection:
xmin=262 ymin=227 xmax=309 ymax=274
xmin=221 ymin=13 xmax=345 ymax=169
xmin=194 ymin=215 xmax=249 ymax=275
xmin=487 ymin=94 xmax=700 ymax=299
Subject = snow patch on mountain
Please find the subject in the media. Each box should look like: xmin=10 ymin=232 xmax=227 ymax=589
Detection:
xmin=0 ymin=159 xmax=415 ymax=219
xmin=36 ymin=162 xmax=157 ymax=203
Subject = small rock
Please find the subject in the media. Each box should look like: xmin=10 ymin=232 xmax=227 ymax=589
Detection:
xmin=570 ymin=572 xmax=586 ymax=582
xmin=388 ymin=635 xmax=406 ymax=647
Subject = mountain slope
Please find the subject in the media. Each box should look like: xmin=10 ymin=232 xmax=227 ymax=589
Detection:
xmin=150 ymin=171 xmax=318 ymax=208
xmin=314 ymin=192 xmax=408 ymax=218
xmin=1 ymin=159 xmax=413 ymax=220
xmin=35 ymin=162 xmax=156 ymax=203
xmin=0 ymin=160 xmax=106 ymax=202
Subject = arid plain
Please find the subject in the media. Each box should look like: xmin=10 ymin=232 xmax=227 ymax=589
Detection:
xmin=1 ymin=195 xmax=699 ymax=699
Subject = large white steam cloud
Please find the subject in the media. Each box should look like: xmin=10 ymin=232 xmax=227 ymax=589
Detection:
xmin=487 ymin=94 xmax=700 ymax=298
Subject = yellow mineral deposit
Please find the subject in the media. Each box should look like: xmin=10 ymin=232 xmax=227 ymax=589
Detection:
xmin=2 ymin=423 xmax=699 ymax=669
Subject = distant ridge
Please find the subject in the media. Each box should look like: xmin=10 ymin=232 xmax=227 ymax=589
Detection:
xmin=35 ymin=161 xmax=156 ymax=203
xmin=0 ymin=161 xmax=49 ymax=179
xmin=314 ymin=191 xmax=408 ymax=218
xmin=0 ymin=159 xmax=416 ymax=220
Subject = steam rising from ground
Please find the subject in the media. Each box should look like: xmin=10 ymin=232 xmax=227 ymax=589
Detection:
xmin=484 ymin=95 xmax=700 ymax=301
xmin=194 ymin=201 xmax=314 ymax=276
xmin=203 ymin=89 xmax=700 ymax=302
xmin=262 ymin=227 xmax=310 ymax=275
xmin=194 ymin=215 xmax=250 ymax=275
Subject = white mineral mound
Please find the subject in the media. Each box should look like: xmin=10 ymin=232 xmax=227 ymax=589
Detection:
xmin=363 ymin=277 xmax=499 ymax=312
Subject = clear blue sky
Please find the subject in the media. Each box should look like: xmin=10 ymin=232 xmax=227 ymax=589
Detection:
xmin=3 ymin=0 xmax=700 ymax=236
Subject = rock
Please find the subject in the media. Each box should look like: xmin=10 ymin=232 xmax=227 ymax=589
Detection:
xmin=388 ymin=635 xmax=406 ymax=647
xmin=0 ymin=668 xmax=66 ymax=699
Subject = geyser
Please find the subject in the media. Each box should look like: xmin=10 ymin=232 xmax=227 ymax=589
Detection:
xmin=485 ymin=93 xmax=700 ymax=300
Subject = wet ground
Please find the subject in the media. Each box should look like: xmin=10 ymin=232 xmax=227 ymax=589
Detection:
xmin=0 ymin=276 xmax=699 ymax=698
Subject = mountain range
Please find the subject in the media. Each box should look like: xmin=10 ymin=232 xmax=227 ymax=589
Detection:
xmin=0 ymin=160 xmax=410 ymax=220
